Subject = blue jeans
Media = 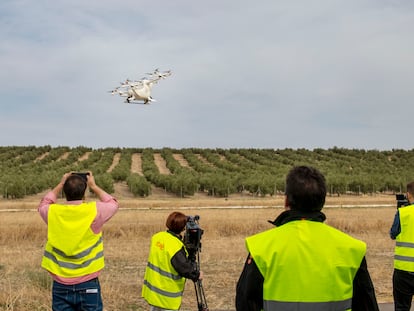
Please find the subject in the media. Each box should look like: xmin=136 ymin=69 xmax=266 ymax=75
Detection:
xmin=52 ymin=278 xmax=103 ymax=311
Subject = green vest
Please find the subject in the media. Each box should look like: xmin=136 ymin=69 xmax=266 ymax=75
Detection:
xmin=246 ymin=220 xmax=366 ymax=311
xmin=395 ymin=205 xmax=414 ymax=271
xmin=41 ymin=202 xmax=104 ymax=278
xmin=142 ymin=231 xmax=186 ymax=310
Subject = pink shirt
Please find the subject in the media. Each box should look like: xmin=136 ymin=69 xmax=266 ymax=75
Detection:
xmin=38 ymin=191 xmax=119 ymax=285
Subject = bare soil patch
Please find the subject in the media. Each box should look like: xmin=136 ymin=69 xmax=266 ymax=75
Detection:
xmin=107 ymin=153 xmax=121 ymax=173
xmin=153 ymin=153 xmax=171 ymax=175
xmin=78 ymin=151 xmax=91 ymax=162
xmin=173 ymin=153 xmax=191 ymax=168
xmin=197 ymin=154 xmax=214 ymax=167
xmin=130 ymin=153 xmax=143 ymax=175
xmin=58 ymin=152 xmax=69 ymax=161
xmin=34 ymin=152 xmax=49 ymax=162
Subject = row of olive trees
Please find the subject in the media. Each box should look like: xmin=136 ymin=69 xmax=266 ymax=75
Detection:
xmin=1 ymin=146 xmax=414 ymax=198
xmin=0 ymin=147 xmax=120 ymax=198
xmin=140 ymin=148 xmax=198 ymax=197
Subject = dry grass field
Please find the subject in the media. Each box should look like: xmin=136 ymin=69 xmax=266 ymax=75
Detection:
xmin=0 ymin=189 xmax=398 ymax=310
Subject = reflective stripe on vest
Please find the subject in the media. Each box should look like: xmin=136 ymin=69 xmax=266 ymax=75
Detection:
xmin=41 ymin=202 xmax=104 ymax=277
xmin=143 ymin=279 xmax=183 ymax=298
xmin=142 ymin=231 xmax=186 ymax=310
xmin=395 ymin=205 xmax=414 ymax=271
xmin=246 ymin=220 xmax=366 ymax=311
xmin=146 ymin=261 xmax=183 ymax=280
xmin=264 ymin=298 xmax=352 ymax=310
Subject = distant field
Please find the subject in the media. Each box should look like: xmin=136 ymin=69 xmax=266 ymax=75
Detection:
xmin=2 ymin=146 xmax=414 ymax=200
xmin=0 ymin=193 xmax=397 ymax=310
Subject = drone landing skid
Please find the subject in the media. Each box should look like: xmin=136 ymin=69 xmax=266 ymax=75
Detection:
xmin=125 ymin=100 xmax=151 ymax=105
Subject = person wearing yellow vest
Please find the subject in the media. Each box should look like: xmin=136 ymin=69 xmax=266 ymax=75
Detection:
xmin=142 ymin=212 xmax=203 ymax=311
xmin=236 ymin=165 xmax=379 ymax=311
xmin=390 ymin=181 xmax=414 ymax=311
xmin=38 ymin=171 xmax=119 ymax=311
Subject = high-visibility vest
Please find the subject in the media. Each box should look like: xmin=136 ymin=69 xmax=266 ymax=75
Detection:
xmin=395 ymin=205 xmax=414 ymax=271
xmin=142 ymin=231 xmax=187 ymax=310
xmin=246 ymin=220 xmax=366 ymax=311
xmin=41 ymin=202 xmax=104 ymax=278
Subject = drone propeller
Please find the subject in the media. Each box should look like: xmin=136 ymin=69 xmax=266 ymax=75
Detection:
xmin=152 ymin=68 xmax=160 ymax=74
xmin=146 ymin=68 xmax=172 ymax=79
xmin=119 ymin=79 xmax=143 ymax=87
xmin=156 ymin=70 xmax=172 ymax=78
xmin=144 ymin=70 xmax=172 ymax=85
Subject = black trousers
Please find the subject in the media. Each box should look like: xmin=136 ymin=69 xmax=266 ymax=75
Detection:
xmin=393 ymin=269 xmax=414 ymax=311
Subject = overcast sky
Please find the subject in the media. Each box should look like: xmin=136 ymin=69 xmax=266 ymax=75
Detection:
xmin=1 ymin=0 xmax=413 ymax=150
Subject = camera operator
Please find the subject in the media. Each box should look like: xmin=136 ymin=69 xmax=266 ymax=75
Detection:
xmin=142 ymin=211 xmax=203 ymax=311
xmin=38 ymin=171 xmax=119 ymax=311
xmin=390 ymin=181 xmax=414 ymax=310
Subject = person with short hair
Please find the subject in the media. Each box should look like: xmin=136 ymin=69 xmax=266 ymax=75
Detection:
xmin=142 ymin=211 xmax=203 ymax=311
xmin=236 ymin=165 xmax=379 ymax=311
xmin=390 ymin=181 xmax=414 ymax=310
xmin=38 ymin=171 xmax=119 ymax=311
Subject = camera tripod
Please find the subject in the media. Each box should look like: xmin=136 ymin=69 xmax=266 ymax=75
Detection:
xmin=185 ymin=215 xmax=208 ymax=311
xmin=189 ymin=249 xmax=209 ymax=311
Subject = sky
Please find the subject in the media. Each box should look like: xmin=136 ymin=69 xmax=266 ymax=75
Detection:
xmin=1 ymin=0 xmax=413 ymax=150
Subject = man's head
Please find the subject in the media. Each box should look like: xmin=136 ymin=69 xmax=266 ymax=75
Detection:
xmin=63 ymin=174 xmax=87 ymax=201
xmin=285 ymin=166 xmax=326 ymax=212
xmin=166 ymin=211 xmax=187 ymax=234
xmin=406 ymin=181 xmax=414 ymax=203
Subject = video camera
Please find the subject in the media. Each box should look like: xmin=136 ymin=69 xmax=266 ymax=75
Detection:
xmin=184 ymin=215 xmax=204 ymax=260
xmin=396 ymin=194 xmax=410 ymax=208
xmin=183 ymin=215 xmax=209 ymax=311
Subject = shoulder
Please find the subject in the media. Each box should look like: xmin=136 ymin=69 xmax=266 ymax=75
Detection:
xmin=399 ymin=205 xmax=414 ymax=215
xmin=247 ymin=227 xmax=276 ymax=241
xmin=322 ymin=223 xmax=366 ymax=250
xmin=246 ymin=228 xmax=278 ymax=251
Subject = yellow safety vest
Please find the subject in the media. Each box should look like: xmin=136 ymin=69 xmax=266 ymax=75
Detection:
xmin=142 ymin=231 xmax=187 ymax=310
xmin=41 ymin=202 xmax=104 ymax=278
xmin=395 ymin=205 xmax=414 ymax=271
xmin=246 ymin=220 xmax=366 ymax=311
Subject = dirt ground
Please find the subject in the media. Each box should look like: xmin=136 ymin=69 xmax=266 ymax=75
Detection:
xmin=0 ymin=182 xmax=397 ymax=211
xmin=0 ymin=187 xmax=401 ymax=310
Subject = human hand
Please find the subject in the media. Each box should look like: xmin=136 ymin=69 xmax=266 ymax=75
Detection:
xmin=52 ymin=172 xmax=72 ymax=196
xmin=198 ymin=270 xmax=204 ymax=280
xmin=86 ymin=171 xmax=96 ymax=188
xmin=59 ymin=172 xmax=72 ymax=186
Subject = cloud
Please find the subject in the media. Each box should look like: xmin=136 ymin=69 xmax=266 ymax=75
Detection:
xmin=0 ymin=0 xmax=413 ymax=150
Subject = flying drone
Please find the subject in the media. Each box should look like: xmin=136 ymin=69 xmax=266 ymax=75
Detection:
xmin=109 ymin=69 xmax=172 ymax=104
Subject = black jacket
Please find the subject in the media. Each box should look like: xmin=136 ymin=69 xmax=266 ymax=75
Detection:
xmin=167 ymin=231 xmax=200 ymax=282
xmin=235 ymin=209 xmax=379 ymax=311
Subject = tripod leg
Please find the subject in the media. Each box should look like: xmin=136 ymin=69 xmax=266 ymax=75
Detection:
xmin=194 ymin=280 xmax=209 ymax=311
xmin=193 ymin=280 xmax=202 ymax=311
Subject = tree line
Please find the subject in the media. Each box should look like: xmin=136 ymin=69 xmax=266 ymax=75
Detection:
xmin=0 ymin=145 xmax=413 ymax=199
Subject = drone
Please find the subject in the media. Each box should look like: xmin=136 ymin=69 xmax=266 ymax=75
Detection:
xmin=109 ymin=69 xmax=172 ymax=104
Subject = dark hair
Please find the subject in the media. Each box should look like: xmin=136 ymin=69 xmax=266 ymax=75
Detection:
xmin=285 ymin=166 xmax=326 ymax=212
xmin=63 ymin=175 xmax=87 ymax=201
xmin=166 ymin=212 xmax=187 ymax=234
xmin=407 ymin=182 xmax=414 ymax=196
